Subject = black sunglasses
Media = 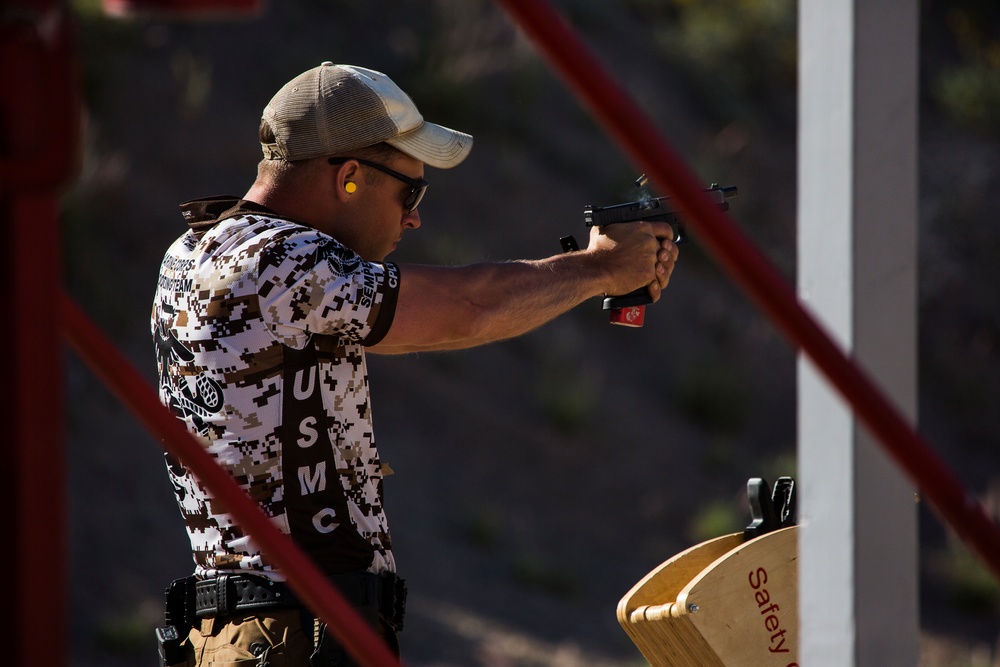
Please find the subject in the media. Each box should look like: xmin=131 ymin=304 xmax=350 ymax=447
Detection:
xmin=328 ymin=157 xmax=428 ymax=212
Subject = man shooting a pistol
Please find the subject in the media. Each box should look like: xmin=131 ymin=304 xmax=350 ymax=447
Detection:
xmin=152 ymin=62 xmax=679 ymax=665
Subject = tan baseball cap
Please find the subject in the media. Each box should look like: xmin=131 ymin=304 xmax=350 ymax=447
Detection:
xmin=260 ymin=62 xmax=473 ymax=169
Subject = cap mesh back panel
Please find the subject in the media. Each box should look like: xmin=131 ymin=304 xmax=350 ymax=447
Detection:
xmin=278 ymin=70 xmax=398 ymax=160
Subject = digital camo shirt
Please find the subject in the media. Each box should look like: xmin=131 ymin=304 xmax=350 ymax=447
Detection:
xmin=152 ymin=197 xmax=401 ymax=579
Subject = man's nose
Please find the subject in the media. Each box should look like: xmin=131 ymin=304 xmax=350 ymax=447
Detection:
xmin=404 ymin=208 xmax=421 ymax=229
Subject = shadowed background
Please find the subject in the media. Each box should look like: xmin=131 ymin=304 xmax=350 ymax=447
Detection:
xmin=62 ymin=1 xmax=1000 ymax=664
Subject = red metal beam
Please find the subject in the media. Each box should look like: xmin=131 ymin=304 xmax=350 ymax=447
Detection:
xmin=8 ymin=196 xmax=67 ymax=667
xmin=0 ymin=4 xmax=80 ymax=194
xmin=59 ymin=294 xmax=402 ymax=667
xmin=495 ymin=0 xmax=1000 ymax=578
xmin=2 ymin=3 xmax=81 ymax=666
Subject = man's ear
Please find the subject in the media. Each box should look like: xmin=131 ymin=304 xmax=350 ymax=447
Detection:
xmin=332 ymin=159 xmax=362 ymax=205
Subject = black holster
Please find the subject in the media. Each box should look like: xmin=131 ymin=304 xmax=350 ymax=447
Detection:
xmin=155 ymin=625 xmax=187 ymax=667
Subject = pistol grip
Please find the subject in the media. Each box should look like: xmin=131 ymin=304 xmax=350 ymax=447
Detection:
xmin=607 ymin=305 xmax=645 ymax=327
xmin=560 ymin=235 xmax=653 ymax=327
xmin=603 ymin=289 xmax=652 ymax=327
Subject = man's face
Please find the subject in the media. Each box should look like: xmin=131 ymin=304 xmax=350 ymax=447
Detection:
xmin=352 ymin=153 xmax=425 ymax=262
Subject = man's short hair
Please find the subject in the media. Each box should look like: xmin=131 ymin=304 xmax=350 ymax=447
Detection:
xmin=257 ymin=118 xmax=400 ymax=185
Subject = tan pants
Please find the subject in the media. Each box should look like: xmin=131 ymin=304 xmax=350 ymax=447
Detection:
xmin=168 ymin=608 xmax=399 ymax=667
xmin=166 ymin=609 xmax=310 ymax=667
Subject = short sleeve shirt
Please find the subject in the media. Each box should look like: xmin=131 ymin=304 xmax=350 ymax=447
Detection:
xmin=151 ymin=197 xmax=400 ymax=579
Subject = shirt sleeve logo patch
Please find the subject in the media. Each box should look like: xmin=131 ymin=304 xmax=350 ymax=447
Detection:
xmin=322 ymin=241 xmax=362 ymax=277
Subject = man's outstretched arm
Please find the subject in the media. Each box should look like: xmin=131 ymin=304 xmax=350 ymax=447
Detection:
xmin=371 ymin=221 xmax=678 ymax=354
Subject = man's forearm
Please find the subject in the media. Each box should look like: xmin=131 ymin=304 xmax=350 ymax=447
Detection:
xmin=371 ymin=252 xmax=612 ymax=354
xmin=371 ymin=221 xmax=675 ymax=354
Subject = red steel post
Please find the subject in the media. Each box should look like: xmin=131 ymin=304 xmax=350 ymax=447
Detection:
xmin=7 ymin=196 xmax=67 ymax=667
xmin=2 ymin=3 xmax=80 ymax=666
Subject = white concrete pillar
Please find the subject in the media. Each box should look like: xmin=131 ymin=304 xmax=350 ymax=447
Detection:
xmin=797 ymin=0 xmax=919 ymax=664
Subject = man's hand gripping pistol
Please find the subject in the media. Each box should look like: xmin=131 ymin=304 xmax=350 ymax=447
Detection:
xmin=560 ymin=177 xmax=737 ymax=327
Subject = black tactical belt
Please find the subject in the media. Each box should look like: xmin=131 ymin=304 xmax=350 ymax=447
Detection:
xmin=166 ymin=571 xmax=406 ymax=631
xmin=194 ymin=574 xmax=294 ymax=618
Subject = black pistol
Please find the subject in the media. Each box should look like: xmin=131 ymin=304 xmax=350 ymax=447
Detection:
xmin=562 ymin=179 xmax=737 ymax=327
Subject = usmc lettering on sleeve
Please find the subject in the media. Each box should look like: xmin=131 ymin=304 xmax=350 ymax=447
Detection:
xmin=748 ymin=567 xmax=798 ymax=666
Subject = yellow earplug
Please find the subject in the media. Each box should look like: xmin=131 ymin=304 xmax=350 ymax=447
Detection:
xmin=344 ymin=181 xmax=357 ymax=194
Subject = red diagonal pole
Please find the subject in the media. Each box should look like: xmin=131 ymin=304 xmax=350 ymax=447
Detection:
xmin=495 ymin=0 xmax=1000 ymax=577
xmin=59 ymin=293 xmax=401 ymax=667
